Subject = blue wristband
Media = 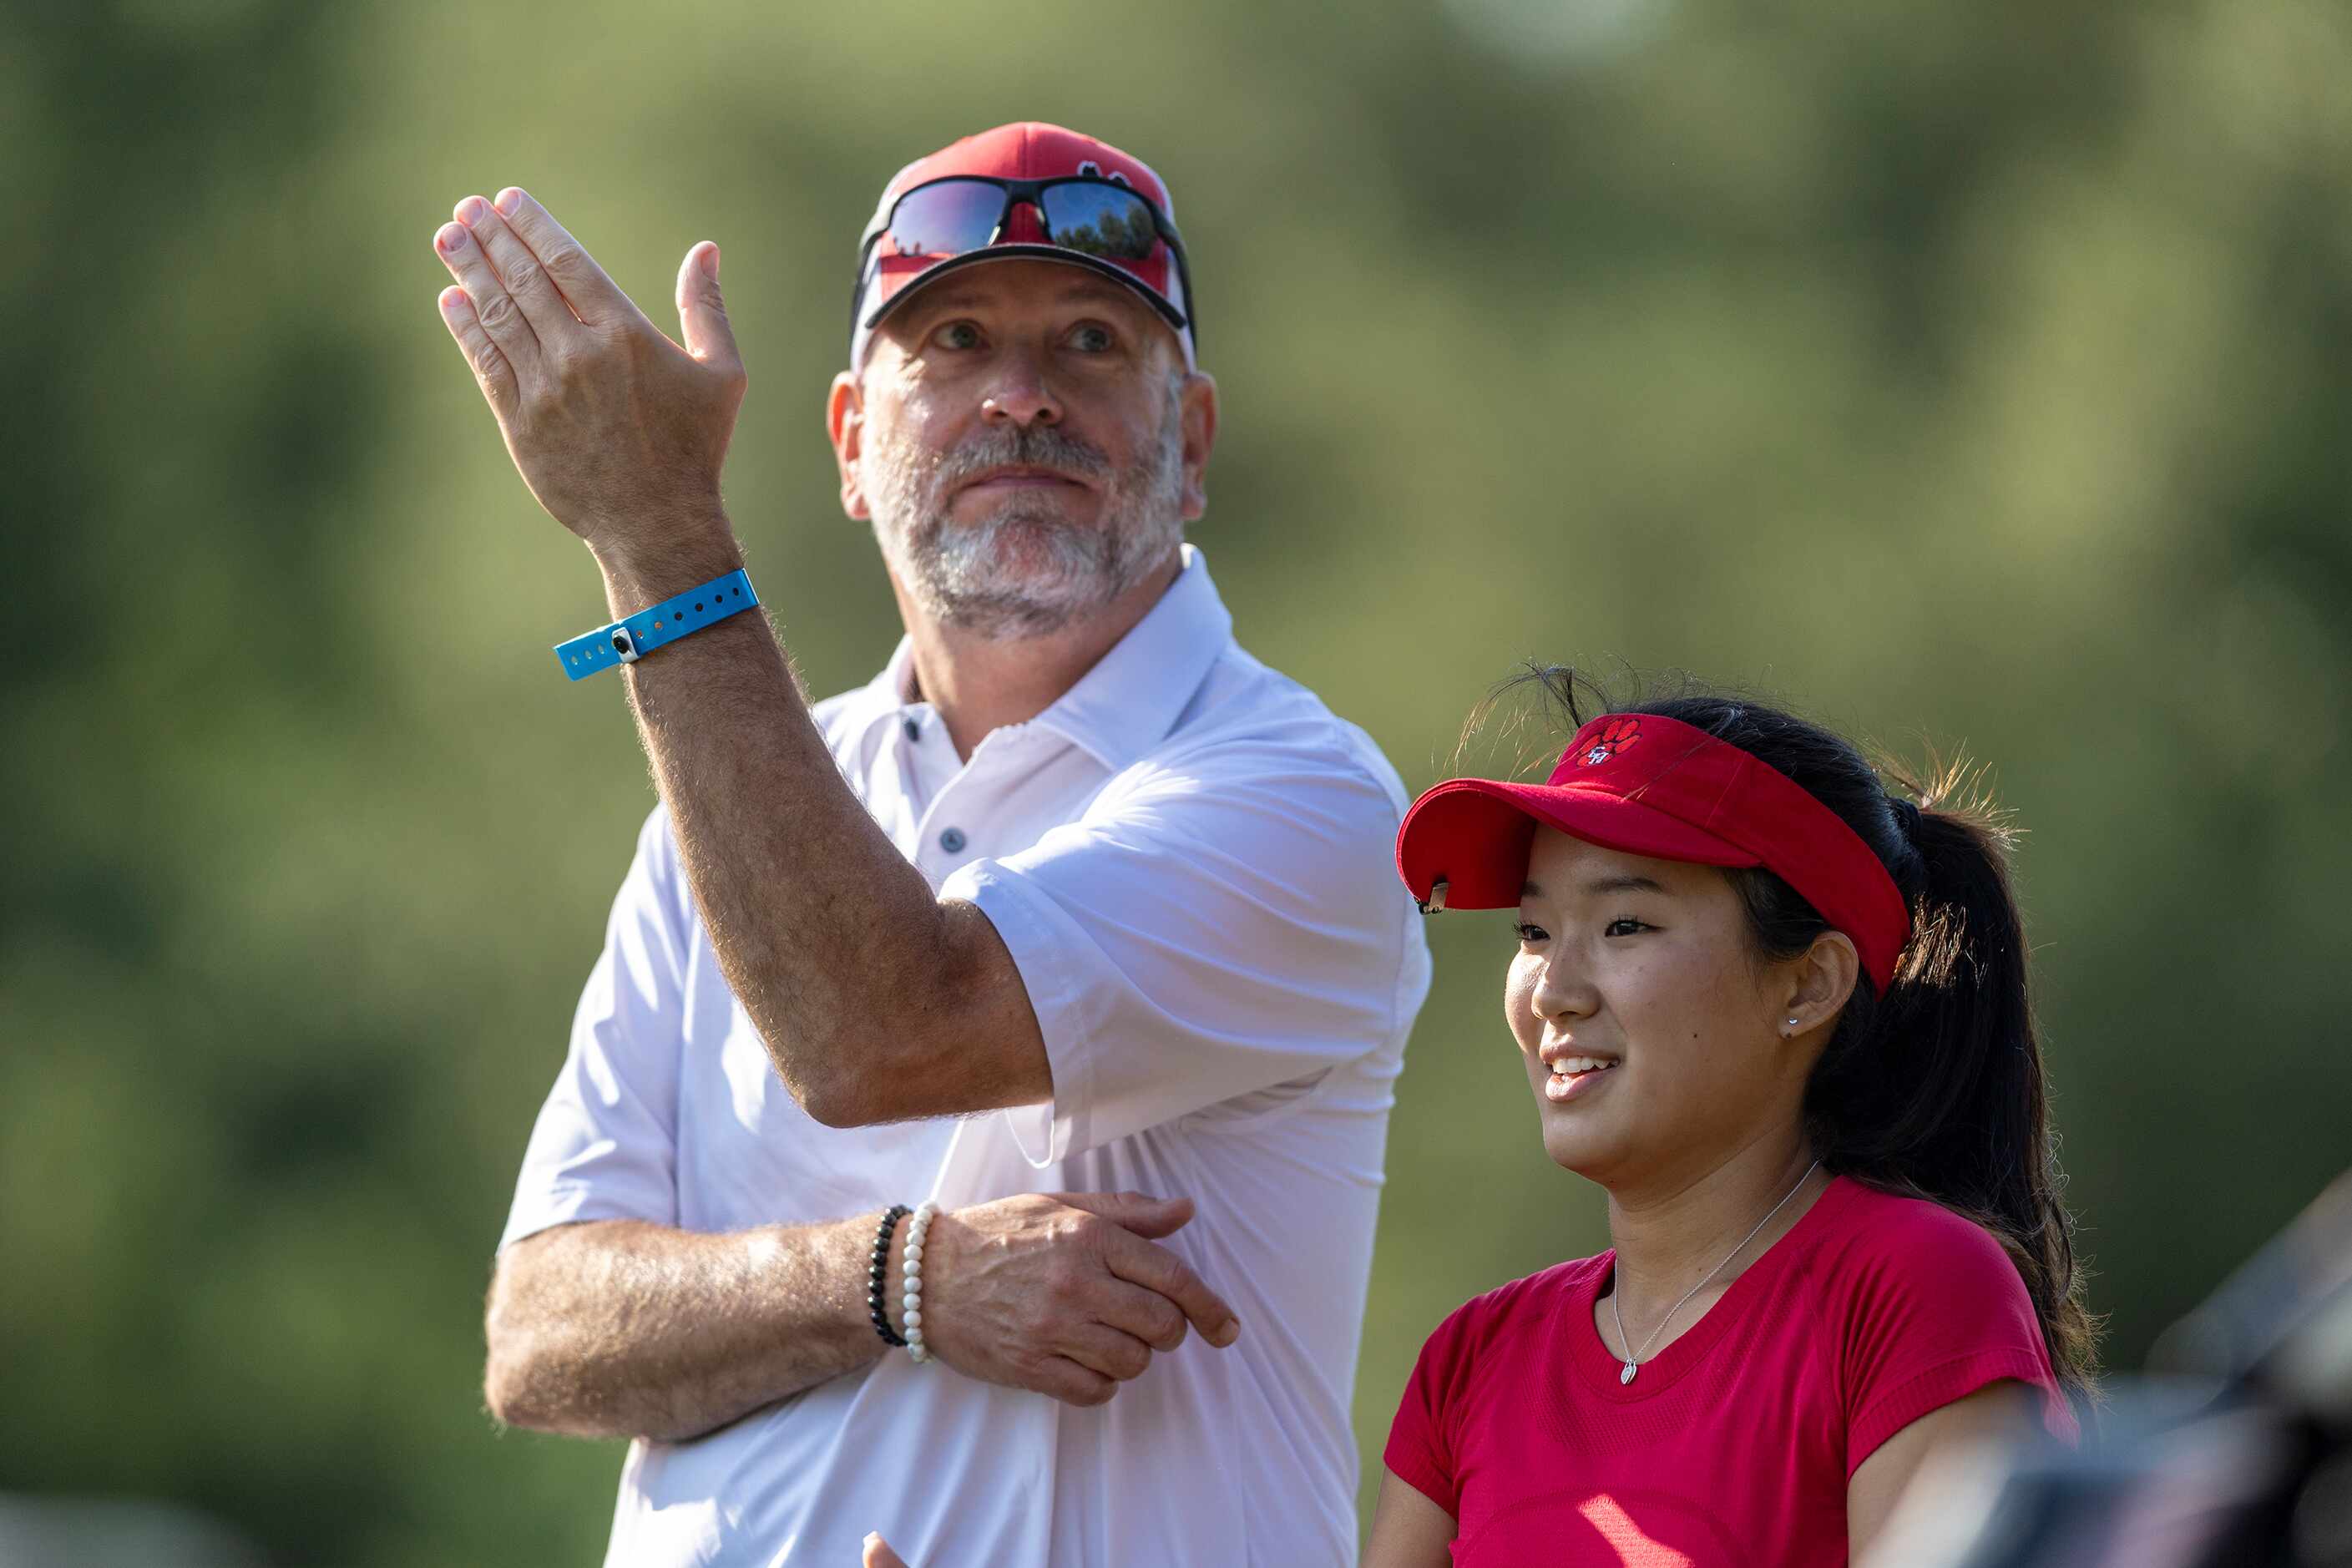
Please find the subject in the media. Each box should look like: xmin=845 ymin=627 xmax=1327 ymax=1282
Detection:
xmin=554 ymin=569 xmax=759 ymax=681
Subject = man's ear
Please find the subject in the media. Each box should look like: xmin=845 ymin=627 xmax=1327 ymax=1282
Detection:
xmin=1782 ymin=929 xmax=1862 ymax=1041
xmin=827 ymin=370 xmax=870 ymax=521
xmin=1177 ymin=369 xmax=1218 ymax=523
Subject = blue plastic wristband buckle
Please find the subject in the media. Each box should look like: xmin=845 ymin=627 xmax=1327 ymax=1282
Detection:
xmin=554 ymin=569 xmax=758 ymax=681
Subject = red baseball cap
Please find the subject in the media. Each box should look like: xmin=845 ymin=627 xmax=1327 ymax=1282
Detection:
xmin=850 ymin=122 xmax=1196 ymax=373
xmin=1395 ymin=712 xmax=1914 ymax=993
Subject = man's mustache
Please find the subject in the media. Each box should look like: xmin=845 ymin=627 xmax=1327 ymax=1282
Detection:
xmin=930 ymin=426 xmax=1113 ymax=492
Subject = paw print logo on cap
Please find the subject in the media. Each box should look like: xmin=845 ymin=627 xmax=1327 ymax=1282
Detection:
xmin=1579 ymin=718 xmax=1643 ymax=767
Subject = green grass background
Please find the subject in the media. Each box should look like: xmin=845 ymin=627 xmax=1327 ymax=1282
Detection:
xmin=5 ymin=0 xmax=2349 ymax=1558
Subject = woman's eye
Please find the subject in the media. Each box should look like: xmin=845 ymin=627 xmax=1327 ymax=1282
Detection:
xmin=934 ymin=321 xmax=982 ymax=350
xmin=1515 ymin=922 xmax=1550 ymax=944
xmin=1603 ymin=918 xmax=1651 ymax=938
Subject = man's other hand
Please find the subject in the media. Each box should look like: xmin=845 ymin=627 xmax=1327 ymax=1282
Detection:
xmin=918 ymin=1191 xmax=1242 ymax=1408
xmin=862 ymin=1532 xmax=911 ymax=1567
xmin=431 ymin=188 xmax=746 ymax=559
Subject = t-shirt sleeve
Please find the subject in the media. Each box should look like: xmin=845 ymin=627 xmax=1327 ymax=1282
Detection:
xmin=939 ymin=731 xmax=1421 ymax=1163
xmin=1835 ymin=1203 xmax=2081 ymax=1474
xmin=1383 ymin=1297 xmax=1483 ymax=1518
xmin=497 ymin=809 xmax=690 ymax=1251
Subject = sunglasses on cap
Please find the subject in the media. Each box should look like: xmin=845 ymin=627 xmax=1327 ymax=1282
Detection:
xmin=853 ymin=175 xmax=1196 ymax=337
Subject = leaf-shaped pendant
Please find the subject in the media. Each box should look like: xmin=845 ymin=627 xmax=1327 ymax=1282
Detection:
xmin=1621 ymin=1360 xmax=1638 ymax=1385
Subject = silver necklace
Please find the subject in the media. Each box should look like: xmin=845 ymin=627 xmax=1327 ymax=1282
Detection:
xmin=1610 ymin=1158 xmax=1820 ymax=1385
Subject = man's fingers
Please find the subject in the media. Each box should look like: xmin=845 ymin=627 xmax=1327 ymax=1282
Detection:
xmin=437 ymin=286 xmax=516 ymax=412
xmin=1092 ymin=1277 xmax=1191 ymax=1353
xmin=453 ymin=195 xmax=579 ymax=343
xmin=1055 ymin=1190 xmax=1196 ymax=1241
xmin=491 ymin=187 xmax=632 ymax=325
xmin=1061 ymin=1320 xmax=1159 ymax=1384
xmin=1101 ymin=1227 xmax=1240 ymax=1347
xmin=1032 ymin=1353 xmax=1119 ymax=1409
xmin=435 ymin=221 xmax=539 ymax=369
xmin=862 ymin=1532 xmax=911 ymax=1568
xmin=675 ymin=242 xmax=742 ymax=372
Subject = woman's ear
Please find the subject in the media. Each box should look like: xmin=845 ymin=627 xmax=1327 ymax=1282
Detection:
xmin=1780 ymin=930 xmax=1861 ymax=1040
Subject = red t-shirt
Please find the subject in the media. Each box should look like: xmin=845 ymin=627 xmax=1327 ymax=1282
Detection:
xmin=1383 ymin=1176 xmax=2077 ymax=1565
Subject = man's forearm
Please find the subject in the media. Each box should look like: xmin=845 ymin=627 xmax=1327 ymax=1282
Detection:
xmin=484 ymin=1212 xmax=891 ymax=1443
xmin=430 ymin=192 xmax=1039 ymax=1123
xmin=589 ymin=524 xmax=1044 ymax=1125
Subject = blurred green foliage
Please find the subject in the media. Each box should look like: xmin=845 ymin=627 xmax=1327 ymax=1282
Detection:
xmin=5 ymin=0 xmax=2349 ymax=1561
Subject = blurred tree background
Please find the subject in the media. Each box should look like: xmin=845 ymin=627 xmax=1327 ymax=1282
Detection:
xmin=4 ymin=0 xmax=2349 ymax=1560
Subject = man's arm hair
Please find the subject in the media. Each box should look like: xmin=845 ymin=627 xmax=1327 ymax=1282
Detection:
xmin=483 ymin=1193 xmax=1241 ymax=1440
xmin=484 ymin=1215 xmax=886 ymax=1443
xmin=595 ymin=532 xmax=1051 ymax=1130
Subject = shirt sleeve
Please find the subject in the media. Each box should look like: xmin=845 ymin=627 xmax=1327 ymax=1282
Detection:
xmin=939 ymin=729 xmax=1420 ymax=1163
xmin=1383 ymin=1298 xmax=1479 ymax=1518
xmin=497 ymin=809 xmax=690 ymax=1251
xmin=1836 ymin=1203 xmax=2081 ymax=1474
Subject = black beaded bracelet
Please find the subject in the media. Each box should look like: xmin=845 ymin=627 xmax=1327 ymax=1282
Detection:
xmin=868 ymin=1203 xmax=913 ymax=1348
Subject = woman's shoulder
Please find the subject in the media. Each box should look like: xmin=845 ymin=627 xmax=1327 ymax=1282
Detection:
xmin=1799 ymin=1177 xmax=2032 ymax=1314
xmin=1421 ymin=1252 xmax=1611 ymax=1357
xmin=1799 ymin=1178 xmax=2075 ymax=1455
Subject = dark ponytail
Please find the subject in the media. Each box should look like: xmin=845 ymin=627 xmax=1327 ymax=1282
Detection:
xmin=1480 ymin=667 xmax=2100 ymax=1398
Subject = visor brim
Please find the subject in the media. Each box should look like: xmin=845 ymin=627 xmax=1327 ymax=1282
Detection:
xmin=1395 ymin=778 xmax=1761 ymax=908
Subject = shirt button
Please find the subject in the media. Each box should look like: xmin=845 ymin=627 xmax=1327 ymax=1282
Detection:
xmin=903 ymin=717 xmax=920 ymax=742
xmin=938 ymin=827 xmax=968 ymax=854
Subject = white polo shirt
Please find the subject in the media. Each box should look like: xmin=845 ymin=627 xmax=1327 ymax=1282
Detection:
xmin=500 ymin=546 xmax=1432 ymax=1567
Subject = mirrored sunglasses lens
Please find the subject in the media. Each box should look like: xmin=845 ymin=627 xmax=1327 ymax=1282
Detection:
xmin=1040 ymin=185 xmax=1161 ymax=261
xmin=885 ymin=181 xmax=1005 ymax=260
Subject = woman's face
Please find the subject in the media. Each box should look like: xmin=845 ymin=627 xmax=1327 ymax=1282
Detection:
xmin=1505 ymin=827 xmax=1824 ymax=1191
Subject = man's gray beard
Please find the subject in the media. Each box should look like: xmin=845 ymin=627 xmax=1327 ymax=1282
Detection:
xmin=865 ymin=410 xmax=1186 ymax=640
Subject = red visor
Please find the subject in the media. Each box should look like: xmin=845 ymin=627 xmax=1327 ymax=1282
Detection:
xmin=1395 ymin=713 xmax=1912 ymax=993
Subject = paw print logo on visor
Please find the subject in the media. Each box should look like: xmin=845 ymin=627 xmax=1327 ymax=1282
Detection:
xmin=1579 ymin=718 xmax=1643 ymax=767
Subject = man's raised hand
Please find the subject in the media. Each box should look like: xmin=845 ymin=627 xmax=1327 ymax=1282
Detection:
xmin=432 ymin=188 xmax=746 ymax=561
xmin=918 ymin=1191 xmax=1242 ymax=1409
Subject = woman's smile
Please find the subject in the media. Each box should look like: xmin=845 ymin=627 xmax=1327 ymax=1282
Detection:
xmin=1539 ymin=1046 xmax=1621 ymax=1103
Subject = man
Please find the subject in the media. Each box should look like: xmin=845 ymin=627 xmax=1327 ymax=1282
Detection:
xmin=432 ymin=123 xmax=1431 ymax=1565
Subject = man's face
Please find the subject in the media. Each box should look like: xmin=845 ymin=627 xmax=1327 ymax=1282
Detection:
xmin=829 ymin=260 xmax=1216 ymax=639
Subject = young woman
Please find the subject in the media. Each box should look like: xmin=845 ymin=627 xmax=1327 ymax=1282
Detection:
xmin=1368 ymin=675 xmax=2094 ymax=1567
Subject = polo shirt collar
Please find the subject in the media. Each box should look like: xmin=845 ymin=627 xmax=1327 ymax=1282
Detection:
xmin=1031 ymin=544 xmax=1230 ymax=771
xmin=867 ymin=544 xmax=1232 ymax=772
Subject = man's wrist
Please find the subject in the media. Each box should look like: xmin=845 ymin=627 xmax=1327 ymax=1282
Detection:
xmin=589 ymin=508 xmax=745 ymax=619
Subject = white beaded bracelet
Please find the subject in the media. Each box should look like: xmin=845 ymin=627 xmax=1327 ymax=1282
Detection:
xmin=902 ymin=1201 xmax=938 ymax=1363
